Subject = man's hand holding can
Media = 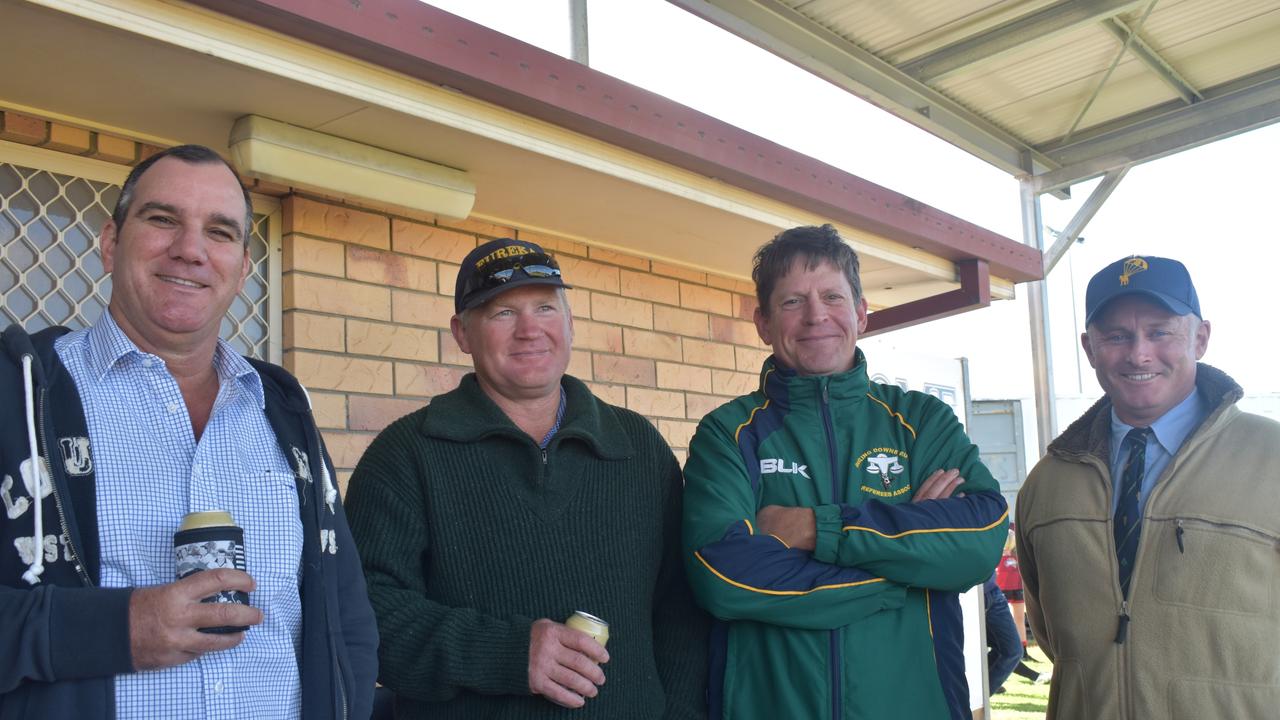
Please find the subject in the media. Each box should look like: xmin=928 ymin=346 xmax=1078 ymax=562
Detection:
xmin=128 ymin=568 xmax=263 ymax=671
xmin=528 ymin=615 xmax=610 ymax=708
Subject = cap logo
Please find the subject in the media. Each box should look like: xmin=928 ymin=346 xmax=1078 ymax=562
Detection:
xmin=1119 ymin=256 xmax=1148 ymax=286
xmin=474 ymin=245 xmax=534 ymax=270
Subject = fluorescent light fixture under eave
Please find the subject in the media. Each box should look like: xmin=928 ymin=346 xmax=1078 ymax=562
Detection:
xmin=228 ymin=115 xmax=475 ymax=219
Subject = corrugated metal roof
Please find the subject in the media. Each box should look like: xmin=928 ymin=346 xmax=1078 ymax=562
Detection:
xmin=673 ymin=0 xmax=1280 ymax=193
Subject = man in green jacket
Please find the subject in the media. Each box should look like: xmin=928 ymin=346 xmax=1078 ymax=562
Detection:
xmin=1017 ymin=256 xmax=1280 ymax=719
xmin=683 ymin=225 xmax=1008 ymax=720
xmin=345 ymin=237 xmax=708 ymax=719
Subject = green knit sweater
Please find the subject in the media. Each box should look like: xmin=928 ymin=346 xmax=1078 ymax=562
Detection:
xmin=345 ymin=374 xmax=709 ymax=719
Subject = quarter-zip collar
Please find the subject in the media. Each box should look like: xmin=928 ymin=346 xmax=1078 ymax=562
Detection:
xmin=761 ymin=348 xmax=871 ymax=407
xmin=420 ymin=373 xmax=632 ymax=461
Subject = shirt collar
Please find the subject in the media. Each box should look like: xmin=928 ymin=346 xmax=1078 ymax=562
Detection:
xmin=85 ymin=310 xmax=266 ymax=409
xmin=85 ymin=310 xmax=142 ymax=381
xmin=1109 ymin=386 xmax=1205 ymax=460
xmin=538 ymin=385 xmax=568 ymax=449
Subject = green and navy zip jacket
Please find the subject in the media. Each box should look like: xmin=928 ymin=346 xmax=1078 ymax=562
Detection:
xmin=682 ymin=351 xmax=1008 ymax=720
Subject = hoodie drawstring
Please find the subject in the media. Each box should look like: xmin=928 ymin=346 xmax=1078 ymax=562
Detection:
xmin=297 ymin=383 xmax=338 ymax=510
xmin=320 ymin=455 xmax=337 ymax=511
xmin=20 ymin=355 xmax=44 ymax=585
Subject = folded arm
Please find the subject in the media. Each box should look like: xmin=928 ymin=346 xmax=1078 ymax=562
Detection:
xmin=810 ymin=400 xmax=1008 ymax=592
xmin=682 ymin=417 xmax=906 ymax=631
xmin=811 ymin=490 xmax=1008 ymax=592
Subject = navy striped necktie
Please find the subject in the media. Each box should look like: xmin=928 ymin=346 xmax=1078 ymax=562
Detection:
xmin=1114 ymin=427 xmax=1151 ymax=598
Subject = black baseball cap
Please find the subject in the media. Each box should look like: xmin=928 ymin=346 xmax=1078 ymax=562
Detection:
xmin=1084 ymin=255 xmax=1201 ymax=325
xmin=453 ymin=238 xmax=571 ymax=314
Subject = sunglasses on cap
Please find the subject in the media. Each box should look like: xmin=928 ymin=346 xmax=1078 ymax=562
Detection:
xmin=461 ymin=251 xmax=563 ymax=297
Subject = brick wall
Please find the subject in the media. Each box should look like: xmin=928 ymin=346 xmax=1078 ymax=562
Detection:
xmin=279 ymin=194 xmax=773 ymax=490
xmin=2 ymin=107 xmax=775 ymax=493
xmin=0 ymin=109 xmax=291 ymax=195
xmin=1 ymin=109 xmax=162 ymax=164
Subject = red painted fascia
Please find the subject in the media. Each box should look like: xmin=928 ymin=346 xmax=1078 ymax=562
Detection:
xmin=186 ymin=0 xmax=1042 ymax=283
xmin=864 ymin=259 xmax=992 ymax=336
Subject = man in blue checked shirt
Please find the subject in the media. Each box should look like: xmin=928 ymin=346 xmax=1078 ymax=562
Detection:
xmin=0 ymin=145 xmax=377 ymax=719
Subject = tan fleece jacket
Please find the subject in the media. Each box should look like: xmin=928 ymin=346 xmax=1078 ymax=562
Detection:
xmin=1017 ymin=364 xmax=1280 ymax=720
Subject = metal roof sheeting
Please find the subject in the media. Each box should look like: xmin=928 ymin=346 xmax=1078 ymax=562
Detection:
xmin=673 ymin=0 xmax=1280 ymax=190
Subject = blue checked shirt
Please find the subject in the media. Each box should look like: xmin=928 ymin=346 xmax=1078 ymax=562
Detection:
xmin=56 ymin=312 xmax=303 ymax=720
xmin=539 ymin=386 xmax=567 ymax=448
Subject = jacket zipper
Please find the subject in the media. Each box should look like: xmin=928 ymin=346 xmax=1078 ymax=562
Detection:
xmin=1114 ymin=600 xmax=1129 ymax=644
xmin=1171 ymin=516 xmax=1280 ymax=547
xmin=38 ymin=387 xmax=92 ymax=586
xmin=1121 ymin=597 xmax=1133 ymax=720
xmin=333 ymin=654 xmax=349 ymax=720
xmin=1092 ymin=451 xmax=1134 ymax=718
xmin=819 ymin=379 xmax=841 ymax=720
xmin=307 ymin=424 xmax=348 ymax=720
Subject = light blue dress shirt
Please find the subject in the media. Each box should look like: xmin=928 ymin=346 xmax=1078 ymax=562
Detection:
xmin=1108 ymin=387 xmax=1208 ymax=515
xmin=56 ymin=312 xmax=303 ymax=720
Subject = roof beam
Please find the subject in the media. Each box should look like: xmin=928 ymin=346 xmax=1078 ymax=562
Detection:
xmin=1042 ymin=167 xmax=1127 ymax=274
xmin=667 ymin=0 xmax=1060 ymax=178
xmin=1101 ymin=17 xmax=1202 ymax=105
xmin=864 ymin=259 xmax=990 ymax=336
xmin=899 ymin=0 xmax=1143 ymax=83
xmin=1032 ymin=68 xmax=1280 ymax=193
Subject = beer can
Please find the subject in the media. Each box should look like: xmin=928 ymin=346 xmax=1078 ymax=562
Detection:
xmin=565 ymin=610 xmax=609 ymax=648
xmin=174 ymin=510 xmax=249 ymax=634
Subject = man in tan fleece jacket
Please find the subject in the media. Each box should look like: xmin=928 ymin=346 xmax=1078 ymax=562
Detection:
xmin=1017 ymin=255 xmax=1280 ymax=720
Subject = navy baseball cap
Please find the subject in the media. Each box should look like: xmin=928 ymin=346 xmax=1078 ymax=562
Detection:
xmin=453 ymin=238 xmax=571 ymax=314
xmin=1084 ymin=255 xmax=1200 ymax=325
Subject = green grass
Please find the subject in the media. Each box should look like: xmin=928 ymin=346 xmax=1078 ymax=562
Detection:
xmin=990 ymin=651 xmax=1051 ymax=720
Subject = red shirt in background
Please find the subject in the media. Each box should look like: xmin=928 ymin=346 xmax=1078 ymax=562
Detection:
xmin=996 ymin=550 xmax=1022 ymax=593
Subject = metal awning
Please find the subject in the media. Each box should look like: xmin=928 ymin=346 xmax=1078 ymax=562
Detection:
xmin=670 ymin=0 xmax=1280 ymax=447
xmin=669 ymin=0 xmax=1280 ymax=194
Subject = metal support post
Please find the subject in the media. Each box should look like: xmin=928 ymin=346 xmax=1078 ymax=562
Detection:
xmin=1022 ymin=179 xmax=1057 ymax=457
xmin=570 ymin=0 xmax=589 ymax=65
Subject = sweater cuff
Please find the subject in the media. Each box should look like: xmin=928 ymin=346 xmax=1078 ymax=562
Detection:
xmin=490 ymin=616 xmax=536 ymax=696
xmin=813 ymin=504 xmax=844 ymax=564
xmin=51 ymin=586 xmax=135 ymax=679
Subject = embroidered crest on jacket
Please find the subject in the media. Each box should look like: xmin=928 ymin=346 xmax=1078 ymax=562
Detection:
xmin=855 ymin=447 xmax=911 ymax=496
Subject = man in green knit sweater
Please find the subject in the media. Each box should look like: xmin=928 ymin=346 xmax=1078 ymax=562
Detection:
xmin=345 ymin=238 xmax=709 ymax=719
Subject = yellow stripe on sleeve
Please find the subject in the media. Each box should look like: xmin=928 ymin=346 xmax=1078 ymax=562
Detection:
xmin=926 ymin=589 xmax=934 ymax=641
xmin=733 ymin=400 xmax=771 ymax=443
xmin=865 ymin=393 xmax=917 ymax=439
xmin=840 ymin=508 xmax=1010 ymax=538
xmin=693 ymin=551 xmax=885 ymax=596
